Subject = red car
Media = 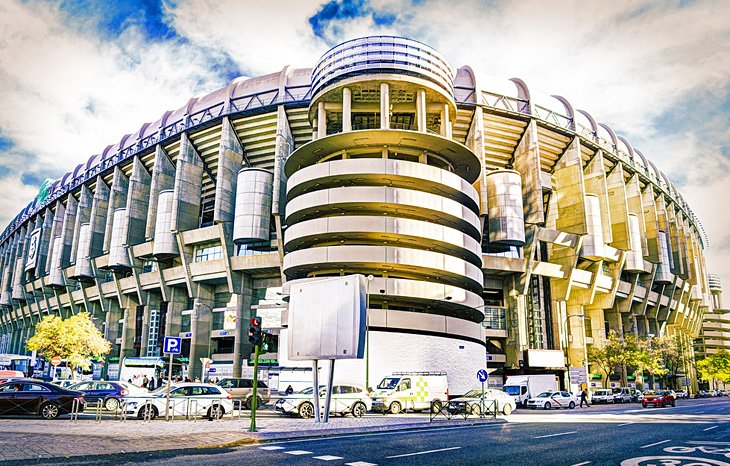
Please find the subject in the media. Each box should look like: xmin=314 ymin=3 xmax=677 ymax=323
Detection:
xmin=642 ymin=390 xmax=676 ymax=408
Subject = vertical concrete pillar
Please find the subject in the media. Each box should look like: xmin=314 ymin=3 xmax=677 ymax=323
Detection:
xmin=317 ymin=102 xmax=326 ymax=138
xmin=123 ymin=157 xmax=151 ymax=247
xmin=119 ymin=305 xmax=137 ymax=360
xmin=232 ymin=275 xmax=253 ymax=378
xmin=512 ymin=121 xmax=545 ymax=225
xmin=71 ymin=186 xmax=93 ymax=265
xmin=165 ymin=287 xmax=187 ymax=339
xmin=189 ymin=292 xmax=213 ymax=380
xmin=380 ymin=83 xmax=390 ymax=129
xmin=146 ymin=146 xmax=176 ymax=241
xmin=89 ymin=177 xmax=110 ymax=261
xmin=171 ymin=133 xmax=204 ymax=233
xmin=103 ymin=167 xmax=129 ymax=253
xmin=214 ymin=117 xmax=244 ymax=226
xmin=416 ymin=89 xmax=426 ymax=132
xmin=440 ymin=104 xmax=449 ymax=137
xmin=342 ymin=88 xmax=352 ymax=133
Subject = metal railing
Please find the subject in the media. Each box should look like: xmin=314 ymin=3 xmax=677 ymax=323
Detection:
xmin=429 ymin=399 xmax=498 ymax=422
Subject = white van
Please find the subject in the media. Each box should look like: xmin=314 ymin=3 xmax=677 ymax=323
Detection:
xmin=371 ymin=372 xmax=448 ymax=414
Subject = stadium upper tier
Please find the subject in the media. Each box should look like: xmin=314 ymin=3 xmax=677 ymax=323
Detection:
xmin=0 ymin=35 xmax=705 ymax=249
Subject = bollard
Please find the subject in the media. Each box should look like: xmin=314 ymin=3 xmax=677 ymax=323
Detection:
xmin=115 ymin=401 xmax=127 ymax=422
xmin=95 ymin=399 xmax=103 ymax=422
xmin=69 ymin=398 xmax=81 ymax=422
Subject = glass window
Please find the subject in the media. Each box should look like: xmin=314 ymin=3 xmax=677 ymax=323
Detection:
xmin=25 ymin=384 xmax=50 ymax=392
xmin=399 ymin=379 xmax=411 ymax=390
xmin=170 ymin=387 xmax=186 ymax=397
xmin=194 ymin=244 xmax=223 ymax=263
xmin=74 ymin=382 xmax=93 ymax=390
xmin=141 ymin=261 xmax=158 ymax=273
xmin=97 ymin=383 xmax=113 ymax=390
xmin=219 ymin=379 xmax=236 ymax=389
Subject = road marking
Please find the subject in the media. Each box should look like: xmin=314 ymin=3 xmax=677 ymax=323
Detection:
xmin=259 ymin=446 xmax=285 ymax=450
xmin=571 ymin=462 xmax=592 ymax=466
xmin=617 ymin=422 xmax=634 ymax=427
xmin=704 ymin=426 xmax=720 ymax=431
xmin=344 ymin=462 xmax=378 ymax=466
xmin=533 ymin=431 xmax=577 ymax=439
xmin=314 ymin=455 xmax=344 ymax=461
xmin=386 ymin=447 xmax=462 ymax=458
xmin=285 ymin=450 xmax=313 ymax=455
xmin=688 ymin=441 xmax=730 ymax=445
xmin=640 ymin=440 xmax=671 ymax=449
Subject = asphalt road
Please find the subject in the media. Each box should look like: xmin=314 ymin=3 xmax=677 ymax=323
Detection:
xmin=9 ymin=397 xmax=730 ymax=466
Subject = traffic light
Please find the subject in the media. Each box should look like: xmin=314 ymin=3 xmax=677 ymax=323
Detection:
xmin=248 ymin=317 xmax=263 ymax=346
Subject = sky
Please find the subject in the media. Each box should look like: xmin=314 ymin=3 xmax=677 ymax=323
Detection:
xmin=0 ymin=0 xmax=729 ymax=288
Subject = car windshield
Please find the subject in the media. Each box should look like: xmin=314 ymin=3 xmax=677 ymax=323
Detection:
xmin=377 ymin=378 xmax=400 ymax=390
xmin=644 ymin=390 xmax=664 ymax=396
xmin=503 ymin=386 xmax=521 ymax=395
xmin=536 ymin=392 xmax=552 ymax=398
xmin=463 ymin=389 xmax=483 ymax=398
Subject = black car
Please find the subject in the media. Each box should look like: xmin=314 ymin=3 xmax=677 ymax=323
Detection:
xmin=69 ymin=381 xmax=128 ymax=411
xmin=0 ymin=379 xmax=85 ymax=419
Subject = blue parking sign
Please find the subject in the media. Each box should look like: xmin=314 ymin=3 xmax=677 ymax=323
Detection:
xmin=163 ymin=336 xmax=182 ymax=354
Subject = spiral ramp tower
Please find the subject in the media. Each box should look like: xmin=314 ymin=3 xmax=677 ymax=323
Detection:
xmin=280 ymin=37 xmax=486 ymax=392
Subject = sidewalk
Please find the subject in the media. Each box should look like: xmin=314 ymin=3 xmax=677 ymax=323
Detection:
xmin=0 ymin=413 xmax=505 ymax=462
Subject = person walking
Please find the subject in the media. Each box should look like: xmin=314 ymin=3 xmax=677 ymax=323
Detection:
xmin=580 ymin=388 xmax=590 ymax=408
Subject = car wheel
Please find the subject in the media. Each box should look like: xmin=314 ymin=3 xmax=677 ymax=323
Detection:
xmin=105 ymin=398 xmax=119 ymax=411
xmin=207 ymin=405 xmax=224 ymax=419
xmin=469 ymin=404 xmax=482 ymax=416
xmin=245 ymin=397 xmax=263 ymax=410
xmin=431 ymin=400 xmax=442 ymax=413
xmin=544 ymin=402 xmax=551 ymax=410
xmin=389 ymin=402 xmax=402 ymax=414
xmin=502 ymin=403 xmax=513 ymax=415
xmin=40 ymin=402 xmax=60 ymax=420
xmin=568 ymin=401 xmax=575 ymax=409
xmin=352 ymin=401 xmax=367 ymax=418
xmin=139 ymin=405 xmax=158 ymax=420
xmin=298 ymin=401 xmax=314 ymax=418
xmin=672 ymin=401 xmax=676 ymax=407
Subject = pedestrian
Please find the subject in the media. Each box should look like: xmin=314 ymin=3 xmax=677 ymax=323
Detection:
xmin=149 ymin=375 xmax=156 ymax=390
xmin=142 ymin=375 xmax=149 ymax=388
xmin=580 ymin=388 xmax=590 ymax=408
xmin=194 ymin=377 xmax=201 ymax=383
xmin=285 ymin=385 xmax=294 ymax=395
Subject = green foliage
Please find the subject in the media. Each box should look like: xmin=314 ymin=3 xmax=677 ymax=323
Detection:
xmin=697 ymin=350 xmax=730 ymax=388
xmin=27 ymin=312 xmax=111 ymax=377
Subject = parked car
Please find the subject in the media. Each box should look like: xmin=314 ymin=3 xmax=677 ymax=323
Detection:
xmin=0 ymin=370 xmax=25 ymax=384
xmin=719 ymin=390 xmax=728 ymax=397
xmin=694 ymin=390 xmax=711 ymax=398
xmin=591 ymin=389 xmax=614 ymax=404
xmin=275 ymin=384 xmax=371 ymax=418
xmin=675 ymin=390 xmax=689 ymax=399
xmin=69 ymin=381 xmax=129 ymax=411
xmin=526 ymin=391 xmax=577 ymax=410
xmin=612 ymin=387 xmax=632 ymax=403
xmin=216 ymin=378 xmax=270 ymax=409
xmin=448 ymin=388 xmax=516 ymax=415
xmin=124 ymin=383 xmax=233 ymax=420
xmin=642 ymin=390 xmax=676 ymax=408
xmin=0 ymin=379 xmax=85 ymax=419
xmin=50 ymin=380 xmax=76 ymax=389
xmin=371 ymin=372 xmax=448 ymax=414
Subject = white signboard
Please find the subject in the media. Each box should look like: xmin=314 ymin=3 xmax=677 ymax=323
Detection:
xmin=288 ymin=275 xmax=367 ymax=360
xmin=257 ymin=308 xmax=284 ymax=329
xmin=526 ymin=349 xmax=565 ymax=368
xmin=569 ymin=367 xmax=587 ymax=384
xmin=25 ymin=228 xmax=41 ymax=271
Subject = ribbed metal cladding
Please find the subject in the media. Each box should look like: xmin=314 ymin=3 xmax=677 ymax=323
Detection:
xmin=233 ymin=168 xmax=273 ymax=244
xmin=485 ymin=169 xmax=525 ymax=246
xmin=71 ymin=223 xmax=94 ymax=279
xmin=284 ymin=131 xmax=485 ymax=324
xmin=108 ymin=208 xmax=130 ymax=269
xmin=580 ymin=193 xmax=604 ymax=260
xmin=153 ymin=190 xmax=178 ymax=257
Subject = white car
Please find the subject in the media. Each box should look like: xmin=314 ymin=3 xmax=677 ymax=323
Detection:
xmin=526 ymin=391 xmax=577 ymax=410
xmin=591 ymin=389 xmax=614 ymax=404
xmin=124 ymin=383 xmax=233 ymax=420
xmin=275 ymin=384 xmax=371 ymax=418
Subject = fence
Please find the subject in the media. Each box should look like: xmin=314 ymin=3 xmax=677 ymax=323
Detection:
xmin=429 ymin=399 xmax=498 ymax=422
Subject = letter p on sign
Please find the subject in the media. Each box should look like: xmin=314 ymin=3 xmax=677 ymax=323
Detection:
xmin=163 ymin=336 xmax=182 ymax=355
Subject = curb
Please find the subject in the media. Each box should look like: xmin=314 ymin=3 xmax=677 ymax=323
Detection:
xmin=211 ymin=417 xmax=507 ymax=448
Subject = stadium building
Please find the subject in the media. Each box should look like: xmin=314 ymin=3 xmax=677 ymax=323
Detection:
xmin=0 ymin=36 xmax=710 ymax=393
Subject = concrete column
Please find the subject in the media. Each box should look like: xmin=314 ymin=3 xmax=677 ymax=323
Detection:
xmin=89 ymin=177 xmax=110 ymax=260
xmin=123 ymin=157 xmax=151 ymax=247
xmin=146 ymin=146 xmax=176 ymax=240
xmin=104 ymin=301 xmax=123 ymax=347
xmin=416 ymin=89 xmax=426 ymax=132
xmin=189 ymin=295 xmax=213 ymax=381
xmin=103 ymin=167 xmax=129 ymax=253
xmin=171 ymin=133 xmax=204 ymax=233
xmin=380 ymin=83 xmax=390 ymax=129
xmin=214 ymin=117 xmax=244 ymax=225
xmin=317 ymin=102 xmax=326 ymax=139
xmin=440 ymin=104 xmax=450 ymax=137
xmin=342 ymin=88 xmax=352 ymax=133
xmin=232 ymin=275 xmax=253 ymax=378
xmin=119 ymin=305 xmax=137 ymax=360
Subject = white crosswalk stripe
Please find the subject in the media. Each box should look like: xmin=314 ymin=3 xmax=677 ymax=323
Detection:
xmin=314 ymin=455 xmax=344 ymax=461
xmin=285 ymin=450 xmax=313 ymax=455
xmin=258 ymin=446 xmax=285 ymax=450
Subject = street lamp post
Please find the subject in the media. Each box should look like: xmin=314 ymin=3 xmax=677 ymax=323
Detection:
xmin=365 ymin=274 xmax=374 ymax=391
xmin=563 ymin=313 xmax=586 ymax=391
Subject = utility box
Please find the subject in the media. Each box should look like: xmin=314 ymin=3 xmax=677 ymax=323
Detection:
xmin=288 ymin=275 xmax=367 ymax=360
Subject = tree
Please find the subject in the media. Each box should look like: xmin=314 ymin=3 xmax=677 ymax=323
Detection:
xmin=652 ymin=335 xmax=685 ymax=389
xmin=588 ymin=330 xmax=641 ymax=388
xmin=27 ymin=312 xmax=111 ymax=379
xmin=697 ymin=350 xmax=730 ymax=390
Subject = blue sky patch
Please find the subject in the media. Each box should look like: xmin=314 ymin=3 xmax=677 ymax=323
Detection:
xmin=58 ymin=0 xmax=177 ymax=41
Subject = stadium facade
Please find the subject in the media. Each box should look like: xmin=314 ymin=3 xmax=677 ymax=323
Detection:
xmin=0 ymin=36 xmax=710 ymax=393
